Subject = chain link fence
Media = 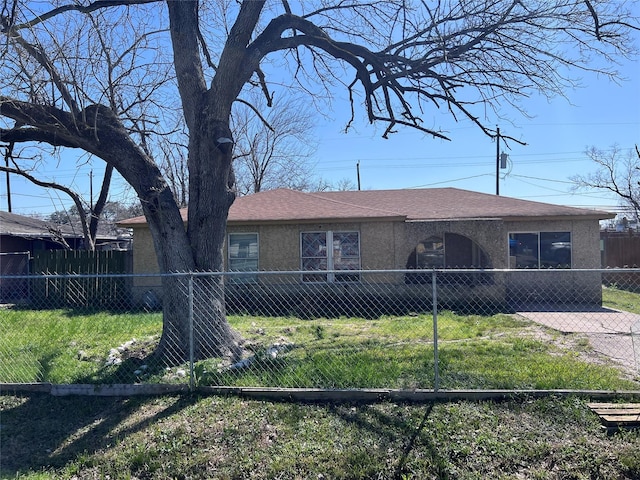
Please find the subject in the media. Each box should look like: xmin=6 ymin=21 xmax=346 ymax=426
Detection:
xmin=1 ymin=269 xmax=639 ymax=392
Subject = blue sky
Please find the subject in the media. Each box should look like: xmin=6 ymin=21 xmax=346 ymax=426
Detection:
xmin=312 ymin=56 xmax=639 ymax=213
xmin=1 ymin=12 xmax=638 ymax=218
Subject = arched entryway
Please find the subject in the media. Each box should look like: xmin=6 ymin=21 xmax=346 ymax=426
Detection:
xmin=405 ymin=233 xmax=491 ymax=284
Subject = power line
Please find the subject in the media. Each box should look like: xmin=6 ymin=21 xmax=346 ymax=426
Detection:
xmin=313 ymin=146 xmax=632 ymax=168
xmin=408 ymin=173 xmax=493 ymax=188
xmin=509 ymin=174 xmax=575 ymax=184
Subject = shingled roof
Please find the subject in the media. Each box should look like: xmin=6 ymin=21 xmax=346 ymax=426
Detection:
xmin=119 ymin=187 xmax=613 ymax=226
xmin=0 ymin=211 xmax=80 ymax=237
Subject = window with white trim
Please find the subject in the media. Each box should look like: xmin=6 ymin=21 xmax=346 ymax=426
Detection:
xmin=509 ymin=231 xmax=571 ymax=269
xmin=301 ymin=231 xmax=360 ymax=282
xmin=228 ymin=233 xmax=259 ymax=282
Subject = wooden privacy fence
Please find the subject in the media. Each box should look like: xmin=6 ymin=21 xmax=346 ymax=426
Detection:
xmin=602 ymin=232 xmax=640 ymax=268
xmin=601 ymin=233 xmax=640 ymax=292
xmin=30 ymin=250 xmax=132 ymax=308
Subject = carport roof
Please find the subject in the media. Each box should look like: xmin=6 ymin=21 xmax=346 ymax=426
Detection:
xmin=119 ymin=187 xmax=614 ymax=226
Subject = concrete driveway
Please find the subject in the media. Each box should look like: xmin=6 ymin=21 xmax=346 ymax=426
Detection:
xmin=515 ymin=304 xmax=640 ymax=374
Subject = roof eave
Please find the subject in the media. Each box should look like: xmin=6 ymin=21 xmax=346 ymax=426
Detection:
xmin=228 ymin=215 xmax=406 ymax=226
xmin=503 ymin=213 xmax=615 ymax=221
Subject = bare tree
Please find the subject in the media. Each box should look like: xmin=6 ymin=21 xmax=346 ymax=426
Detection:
xmin=162 ymin=93 xmax=321 ymax=199
xmin=151 ymin=122 xmax=190 ymax=208
xmin=233 ymin=94 xmax=318 ymax=195
xmin=571 ymin=146 xmax=640 ymax=222
xmin=47 ymin=200 xmax=143 ymax=234
xmin=0 ymin=0 xmax=637 ymax=363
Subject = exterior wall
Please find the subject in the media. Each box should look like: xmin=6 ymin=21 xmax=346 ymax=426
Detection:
xmin=227 ymin=221 xmax=397 ymax=271
xmin=0 ymin=236 xmax=31 ymax=254
xmin=0 ymin=235 xmax=81 ymax=254
xmin=127 ymin=216 xmax=605 ymax=307
xmin=129 ymin=225 xmax=163 ymax=305
xmin=131 ymin=226 xmax=160 ymax=273
xmin=503 ymin=218 xmax=603 ymax=304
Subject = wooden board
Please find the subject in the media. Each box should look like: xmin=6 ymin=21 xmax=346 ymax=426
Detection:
xmin=587 ymin=403 xmax=640 ymax=432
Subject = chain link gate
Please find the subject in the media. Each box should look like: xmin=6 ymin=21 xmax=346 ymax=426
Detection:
xmin=1 ymin=269 xmax=639 ymax=393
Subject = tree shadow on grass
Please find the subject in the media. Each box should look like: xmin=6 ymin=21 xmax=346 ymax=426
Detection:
xmin=73 ymin=354 xmax=173 ymax=385
xmin=0 ymin=392 xmax=197 ymax=476
xmin=327 ymin=401 xmax=449 ymax=479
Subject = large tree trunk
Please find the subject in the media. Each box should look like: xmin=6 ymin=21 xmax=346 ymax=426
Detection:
xmin=131 ymin=150 xmax=241 ymax=363
xmin=183 ymin=104 xmax=240 ymax=361
xmin=142 ymin=124 xmax=241 ymax=363
xmin=155 ymin=113 xmax=242 ymax=363
xmin=76 ymin=105 xmax=241 ymax=364
xmin=158 ymin=0 xmax=263 ymax=364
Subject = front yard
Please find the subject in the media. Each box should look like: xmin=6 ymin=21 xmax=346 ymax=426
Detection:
xmin=1 ymin=286 xmax=638 ymax=390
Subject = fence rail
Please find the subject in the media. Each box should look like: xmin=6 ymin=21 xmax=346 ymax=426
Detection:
xmin=1 ymin=269 xmax=639 ymax=394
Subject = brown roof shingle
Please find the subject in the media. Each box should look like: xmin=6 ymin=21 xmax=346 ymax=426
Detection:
xmin=119 ymin=188 xmax=613 ymax=226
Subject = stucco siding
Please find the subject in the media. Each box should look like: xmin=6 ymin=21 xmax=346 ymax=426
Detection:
xmin=127 ymin=214 xmax=605 ymax=307
xmin=360 ymin=221 xmax=395 ymax=269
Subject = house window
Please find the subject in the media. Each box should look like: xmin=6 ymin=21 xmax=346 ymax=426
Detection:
xmin=509 ymin=232 xmax=571 ymax=269
xmin=228 ymin=233 xmax=259 ymax=282
xmin=301 ymin=231 xmax=360 ymax=282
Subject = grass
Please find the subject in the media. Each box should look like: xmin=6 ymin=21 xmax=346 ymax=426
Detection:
xmin=603 ymin=285 xmax=640 ymax=315
xmin=0 ymin=308 xmax=161 ymax=384
xmin=1 ymin=286 xmax=639 ymax=390
xmin=1 ymin=287 xmax=640 ymax=479
xmin=2 ymin=393 xmax=640 ymax=479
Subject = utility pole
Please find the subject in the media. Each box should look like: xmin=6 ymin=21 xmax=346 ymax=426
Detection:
xmin=356 ymin=161 xmax=361 ymax=191
xmin=5 ymin=155 xmax=11 ymax=212
xmin=495 ymin=127 xmax=509 ymax=195
xmin=496 ymin=127 xmax=500 ymax=196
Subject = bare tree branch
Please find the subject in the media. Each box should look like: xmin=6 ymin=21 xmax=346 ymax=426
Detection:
xmin=571 ymin=146 xmax=640 ymax=220
xmin=0 ymin=161 xmax=95 ymax=249
xmin=5 ymin=0 xmax=159 ymax=31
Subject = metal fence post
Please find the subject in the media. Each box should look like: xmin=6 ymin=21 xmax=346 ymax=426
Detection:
xmin=432 ymin=269 xmax=440 ymax=392
xmin=188 ymin=273 xmax=195 ymax=391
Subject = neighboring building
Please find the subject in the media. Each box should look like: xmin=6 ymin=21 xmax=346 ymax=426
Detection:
xmin=0 ymin=211 xmax=87 ymax=301
xmin=0 ymin=210 xmax=85 ymax=254
xmin=119 ymin=188 xmax=614 ymax=309
xmin=0 ymin=211 xmax=130 ymax=254
xmin=0 ymin=211 xmax=132 ymax=303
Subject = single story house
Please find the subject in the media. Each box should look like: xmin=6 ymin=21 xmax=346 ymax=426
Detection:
xmin=119 ymin=188 xmax=613 ymax=312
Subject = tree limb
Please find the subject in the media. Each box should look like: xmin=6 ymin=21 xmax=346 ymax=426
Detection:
xmin=234 ymin=98 xmax=274 ymax=132
xmin=6 ymin=0 xmax=160 ymax=31
xmin=166 ymin=0 xmax=207 ymax=132
xmin=583 ymin=0 xmax=601 ymax=40
xmin=89 ymin=164 xmax=114 ymax=243
xmin=0 ymin=162 xmax=95 ymax=249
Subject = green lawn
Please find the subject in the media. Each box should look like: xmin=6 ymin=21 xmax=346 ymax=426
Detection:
xmin=603 ymin=285 xmax=640 ymax=315
xmin=1 ymin=285 xmax=638 ymax=391
xmin=1 ymin=287 xmax=640 ymax=479
xmin=2 ymin=393 xmax=640 ymax=479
